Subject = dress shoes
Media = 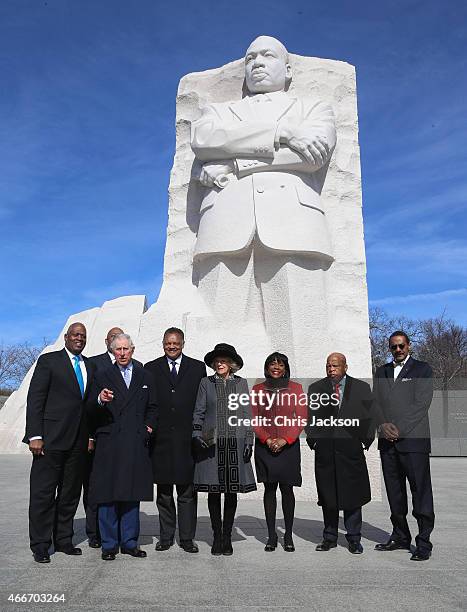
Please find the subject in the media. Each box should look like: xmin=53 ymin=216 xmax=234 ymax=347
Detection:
xmin=374 ymin=540 xmax=411 ymax=552
xmin=33 ymin=552 xmax=50 ymax=564
xmin=101 ymin=551 xmax=116 ymax=561
xmin=54 ymin=546 xmax=82 ymax=556
xmin=348 ymin=541 xmax=363 ymax=554
xmin=283 ymin=535 xmax=295 ymax=552
xmin=410 ymin=548 xmax=431 ymax=561
xmin=264 ymin=534 xmax=278 ymax=552
xmin=180 ymin=540 xmax=199 ymax=553
xmin=121 ymin=547 xmax=147 ymax=558
xmin=155 ymin=541 xmax=173 ymax=551
xmin=316 ymin=540 xmax=337 ymax=551
xmin=88 ymin=539 xmax=101 ymax=549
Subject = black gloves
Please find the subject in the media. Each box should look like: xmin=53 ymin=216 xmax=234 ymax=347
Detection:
xmin=243 ymin=444 xmax=253 ymax=463
xmin=192 ymin=436 xmax=209 ymax=453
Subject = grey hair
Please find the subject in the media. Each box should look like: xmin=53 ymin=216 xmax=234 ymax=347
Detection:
xmin=110 ymin=333 xmax=134 ymax=351
xmin=211 ymin=357 xmax=240 ymax=373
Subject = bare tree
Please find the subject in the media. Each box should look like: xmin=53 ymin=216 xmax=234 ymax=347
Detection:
xmin=369 ymin=306 xmax=422 ymax=373
xmin=0 ymin=340 xmax=47 ymax=393
xmin=417 ymin=314 xmax=467 ymax=435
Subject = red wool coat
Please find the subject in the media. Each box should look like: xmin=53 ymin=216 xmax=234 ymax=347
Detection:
xmin=251 ymin=380 xmax=307 ymax=444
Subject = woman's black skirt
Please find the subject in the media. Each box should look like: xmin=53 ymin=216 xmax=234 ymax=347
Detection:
xmin=254 ymin=438 xmax=302 ymax=486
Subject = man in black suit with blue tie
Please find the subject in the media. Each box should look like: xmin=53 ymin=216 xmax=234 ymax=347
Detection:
xmin=24 ymin=322 xmax=95 ymax=563
xmin=373 ymin=331 xmax=434 ymax=561
xmin=144 ymin=328 xmax=206 ymax=553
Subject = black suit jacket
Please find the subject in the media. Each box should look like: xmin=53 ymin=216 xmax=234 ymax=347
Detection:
xmin=87 ymin=362 xmax=158 ymax=503
xmin=144 ymin=355 xmax=206 ymax=484
xmin=305 ymin=375 xmax=374 ymax=510
xmin=373 ymin=357 xmax=433 ymax=453
xmin=23 ymin=348 xmax=95 ymax=451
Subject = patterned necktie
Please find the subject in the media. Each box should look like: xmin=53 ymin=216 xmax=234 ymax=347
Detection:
xmin=73 ymin=355 xmax=85 ymax=397
xmin=123 ymin=367 xmax=131 ymax=388
xmin=170 ymin=360 xmax=178 ymax=383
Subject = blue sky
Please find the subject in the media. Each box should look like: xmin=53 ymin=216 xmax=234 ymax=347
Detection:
xmin=1 ymin=0 xmax=466 ymax=345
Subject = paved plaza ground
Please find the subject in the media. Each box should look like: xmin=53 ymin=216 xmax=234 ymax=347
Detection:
xmin=0 ymin=455 xmax=465 ymax=611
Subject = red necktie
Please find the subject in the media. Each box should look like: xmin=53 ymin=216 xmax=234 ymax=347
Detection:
xmin=335 ymin=383 xmax=340 ymax=405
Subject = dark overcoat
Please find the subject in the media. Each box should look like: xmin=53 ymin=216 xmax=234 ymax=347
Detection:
xmin=87 ymin=362 xmax=158 ymax=503
xmin=144 ymin=355 xmax=207 ymax=484
xmin=306 ymin=375 xmax=375 ymax=510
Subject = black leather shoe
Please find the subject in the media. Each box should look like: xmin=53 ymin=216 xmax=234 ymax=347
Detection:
xmin=375 ymin=540 xmax=411 ymax=552
xmin=55 ymin=546 xmax=82 ymax=556
xmin=222 ymin=536 xmax=233 ymax=556
xmin=180 ymin=540 xmax=199 ymax=553
xmin=33 ymin=552 xmax=50 ymax=563
xmin=155 ymin=541 xmax=173 ymax=551
xmin=121 ymin=547 xmax=147 ymax=558
xmin=88 ymin=539 xmax=101 ymax=549
xmin=101 ymin=551 xmax=116 ymax=561
xmin=264 ymin=534 xmax=278 ymax=552
xmin=348 ymin=541 xmax=363 ymax=554
xmin=284 ymin=535 xmax=295 ymax=552
xmin=211 ymin=534 xmax=223 ymax=556
xmin=316 ymin=540 xmax=337 ymax=551
xmin=410 ymin=548 xmax=431 ymax=561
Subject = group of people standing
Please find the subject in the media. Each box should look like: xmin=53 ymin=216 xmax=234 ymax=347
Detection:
xmin=24 ymin=324 xmax=435 ymax=563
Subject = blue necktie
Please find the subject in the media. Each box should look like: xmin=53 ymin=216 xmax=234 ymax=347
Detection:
xmin=123 ymin=367 xmax=131 ymax=388
xmin=73 ymin=355 xmax=85 ymax=397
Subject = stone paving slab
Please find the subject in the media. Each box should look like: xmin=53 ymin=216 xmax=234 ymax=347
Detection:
xmin=0 ymin=455 xmax=465 ymax=611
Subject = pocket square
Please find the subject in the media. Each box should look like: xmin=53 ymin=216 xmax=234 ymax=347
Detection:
xmin=142 ymin=385 xmax=148 ymax=389
xmin=401 ymin=378 xmax=412 ymax=382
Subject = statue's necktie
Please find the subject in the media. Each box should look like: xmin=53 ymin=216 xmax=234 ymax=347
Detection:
xmin=73 ymin=355 xmax=85 ymax=397
xmin=170 ymin=360 xmax=178 ymax=383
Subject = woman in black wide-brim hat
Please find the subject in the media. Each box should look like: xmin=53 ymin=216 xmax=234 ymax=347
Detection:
xmin=192 ymin=343 xmax=256 ymax=555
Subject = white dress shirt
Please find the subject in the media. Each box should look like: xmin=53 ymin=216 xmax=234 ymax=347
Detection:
xmin=393 ymin=355 xmax=410 ymax=380
xmin=166 ymin=354 xmax=182 ymax=374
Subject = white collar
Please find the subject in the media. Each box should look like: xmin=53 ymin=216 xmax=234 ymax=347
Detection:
xmin=65 ymin=347 xmax=82 ymax=362
xmin=393 ymin=355 xmax=410 ymax=368
xmin=166 ymin=354 xmax=183 ymax=366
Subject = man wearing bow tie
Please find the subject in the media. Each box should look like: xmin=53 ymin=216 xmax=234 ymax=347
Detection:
xmin=190 ymin=35 xmax=336 ymax=350
xmin=88 ymin=333 xmax=158 ymax=561
xmin=144 ymin=328 xmax=206 ymax=553
xmin=373 ymin=331 xmax=434 ymax=561
xmin=24 ymin=322 xmax=95 ymax=563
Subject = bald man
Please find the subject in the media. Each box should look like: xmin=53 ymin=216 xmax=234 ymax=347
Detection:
xmin=23 ymin=323 xmax=96 ymax=563
xmin=306 ymin=353 xmax=374 ymax=554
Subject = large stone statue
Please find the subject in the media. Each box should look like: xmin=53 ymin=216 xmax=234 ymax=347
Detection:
xmin=190 ymin=36 xmax=337 ymax=359
xmin=1 ymin=38 xmax=374 ymax=485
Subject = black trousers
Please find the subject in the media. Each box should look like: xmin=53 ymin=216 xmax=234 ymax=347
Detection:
xmin=322 ymin=506 xmax=362 ymax=543
xmin=381 ymin=447 xmax=435 ymax=552
xmin=156 ymin=483 xmax=197 ymax=543
xmin=82 ymin=450 xmax=99 ymax=542
xmin=29 ymin=437 xmax=86 ymax=554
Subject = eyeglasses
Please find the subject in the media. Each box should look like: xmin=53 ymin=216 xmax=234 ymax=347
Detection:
xmin=390 ymin=343 xmax=406 ymax=350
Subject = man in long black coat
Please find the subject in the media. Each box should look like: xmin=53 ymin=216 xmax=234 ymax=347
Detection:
xmin=373 ymin=330 xmax=434 ymax=561
xmin=88 ymin=333 xmax=157 ymax=561
xmin=144 ymin=327 xmax=206 ymax=553
xmin=24 ymin=322 xmax=95 ymax=563
xmin=306 ymin=353 xmax=374 ymax=554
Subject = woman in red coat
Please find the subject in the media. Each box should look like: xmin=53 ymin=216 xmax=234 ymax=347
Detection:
xmin=251 ymin=352 xmax=307 ymax=552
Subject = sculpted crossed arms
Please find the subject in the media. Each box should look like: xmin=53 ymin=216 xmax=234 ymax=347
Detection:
xmin=191 ymin=98 xmax=336 ymax=187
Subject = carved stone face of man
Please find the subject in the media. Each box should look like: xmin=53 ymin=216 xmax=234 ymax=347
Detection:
xmin=244 ymin=35 xmax=292 ymax=94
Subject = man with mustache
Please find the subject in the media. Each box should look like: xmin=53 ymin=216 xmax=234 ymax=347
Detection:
xmin=373 ymin=331 xmax=434 ymax=561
